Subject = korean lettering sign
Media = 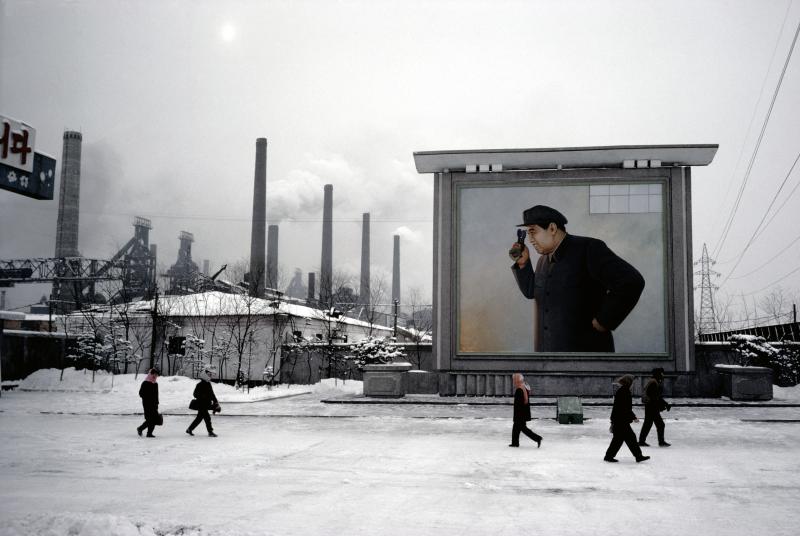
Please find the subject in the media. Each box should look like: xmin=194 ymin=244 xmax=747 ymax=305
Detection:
xmin=0 ymin=116 xmax=36 ymax=173
xmin=0 ymin=115 xmax=55 ymax=200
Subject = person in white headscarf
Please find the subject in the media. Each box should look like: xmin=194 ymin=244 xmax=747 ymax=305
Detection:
xmin=509 ymin=373 xmax=542 ymax=448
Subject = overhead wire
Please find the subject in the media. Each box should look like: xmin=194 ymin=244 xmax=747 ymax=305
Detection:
xmin=709 ymin=0 xmax=795 ymax=244
xmin=711 ymin=12 xmax=800 ymax=261
xmin=738 ymin=265 xmax=800 ymax=297
xmin=727 ymin=232 xmax=800 ymax=280
xmin=718 ymin=149 xmax=800 ymax=284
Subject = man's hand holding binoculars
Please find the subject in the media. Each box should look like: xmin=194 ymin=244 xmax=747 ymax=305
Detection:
xmin=509 ymin=242 xmax=530 ymax=268
xmin=509 ymin=228 xmax=530 ymax=268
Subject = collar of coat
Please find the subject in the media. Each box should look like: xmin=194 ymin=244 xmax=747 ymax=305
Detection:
xmin=548 ymin=232 xmax=571 ymax=264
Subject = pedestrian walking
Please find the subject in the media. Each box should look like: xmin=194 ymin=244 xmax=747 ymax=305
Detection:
xmin=186 ymin=368 xmax=220 ymax=437
xmin=136 ymin=368 xmax=160 ymax=438
xmin=639 ymin=367 xmax=671 ymax=447
xmin=509 ymin=373 xmax=542 ymax=448
xmin=604 ymin=374 xmax=649 ymax=463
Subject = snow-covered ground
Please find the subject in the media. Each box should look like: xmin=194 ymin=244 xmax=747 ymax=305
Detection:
xmin=1 ymin=370 xmax=799 ymax=535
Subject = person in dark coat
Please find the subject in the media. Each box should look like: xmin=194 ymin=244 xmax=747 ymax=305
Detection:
xmin=136 ymin=368 xmax=160 ymax=438
xmin=509 ymin=373 xmax=542 ymax=448
xmin=510 ymin=205 xmax=645 ymax=352
xmin=186 ymin=368 xmax=220 ymax=437
xmin=639 ymin=367 xmax=671 ymax=447
xmin=604 ymin=375 xmax=649 ymax=463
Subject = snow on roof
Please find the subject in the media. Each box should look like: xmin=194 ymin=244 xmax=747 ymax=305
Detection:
xmin=111 ymin=291 xmax=395 ymax=332
xmin=23 ymin=314 xmax=56 ymax=322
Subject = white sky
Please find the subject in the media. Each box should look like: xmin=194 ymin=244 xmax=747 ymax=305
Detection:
xmin=1 ymin=0 xmax=799 ymax=317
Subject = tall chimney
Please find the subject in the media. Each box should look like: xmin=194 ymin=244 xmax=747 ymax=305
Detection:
xmin=359 ymin=213 xmax=370 ymax=305
xmin=267 ymin=224 xmax=279 ymax=290
xmin=307 ymin=272 xmax=316 ymax=303
xmin=249 ymin=138 xmax=267 ymax=297
xmin=55 ymin=131 xmax=82 ymax=257
xmin=392 ymin=234 xmax=400 ymax=303
xmin=202 ymin=259 xmax=210 ymax=276
xmin=320 ymin=184 xmax=333 ymax=304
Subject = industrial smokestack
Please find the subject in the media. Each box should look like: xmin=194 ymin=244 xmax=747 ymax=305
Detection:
xmin=267 ymin=224 xmax=279 ymax=291
xmin=55 ymin=131 xmax=82 ymax=257
xmin=249 ymin=138 xmax=267 ymax=297
xmin=359 ymin=213 xmax=370 ymax=305
xmin=307 ymin=272 xmax=316 ymax=303
xmin=202 ymin=259 xmax=210 ymax=277
xmin=392 ymin=234 xmax=400 ymax=303
xmin=320 ymin=184 xmax=333 ymax=304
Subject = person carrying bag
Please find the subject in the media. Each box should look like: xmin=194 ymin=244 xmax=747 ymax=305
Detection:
xmin=186 ymin=368 xmax=220 ymax=437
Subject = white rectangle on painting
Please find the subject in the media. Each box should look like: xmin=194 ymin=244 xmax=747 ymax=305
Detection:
xmin=630 ymin=195 xmax=649 ymax=213
xmin=590 ymin=195 xmax=610 ymax=213
xmin=609 ymin=195 xmax=629 ymax=213
xmin=610 ymin=184 xmax=629 ymax=195
xmin=649 ymin=194 xmax=663 ymax=212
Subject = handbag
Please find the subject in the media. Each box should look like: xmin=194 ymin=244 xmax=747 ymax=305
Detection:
xmin=189 ymin=399 xmax=200 ymax=410
xmin=155 ymin=413 xmax=164 ymax=426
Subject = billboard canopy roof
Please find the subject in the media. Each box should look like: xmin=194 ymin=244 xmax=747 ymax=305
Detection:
xmin=413 ymin=144 xmax=718 ymax=173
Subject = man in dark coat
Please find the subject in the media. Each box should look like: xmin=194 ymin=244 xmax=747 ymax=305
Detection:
xmin=510 ymin=205 xmax=645 ymax=352
xmin=604 ymin=375 xmax=649 ymax=463
xmin=137 ymin=368 xmax=160 ymax=438
xmin=639 ymin=367 xmax=671 ymax=447
xmin=509 ymin=373 xmax=542 ymax=448
xmin=186 ymin=368 xmax=220 ymax=437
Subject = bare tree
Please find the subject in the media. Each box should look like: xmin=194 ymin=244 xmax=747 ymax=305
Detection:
xmin=310 ymin=269 xmax=358 ymax=382
xmin=225 ymin=257 xmax=251 ymax=289
xmin=404 ymin=286 xmax=433 ymax=370
xmin=359 ymin=271 xmax=390 ymax=337
xmin=223 ymin=291 xmax=265 ymax=388
xmin=759 ymin=286 xmax=791 ymax=324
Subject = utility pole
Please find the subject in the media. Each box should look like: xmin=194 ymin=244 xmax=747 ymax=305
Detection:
xmin=149 ymin=288 xmax=159 ymax=370
xmin=393 ymin=299 xmax=399 ymax=338
xmin=694 ymin=243 xmax=720 ymax=336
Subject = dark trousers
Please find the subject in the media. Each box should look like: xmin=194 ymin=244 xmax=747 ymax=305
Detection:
xmin=188 ymin=408 xmax=213 ymax=433
xmin=511 ymin=421 xmax=542 ymax=446
xmin=605 ymin=422 xmax=643 ymax=459
xmin=137 ymin=406 xmax=158 ymax=436
xmin=639 ymin=406 xmax=665 ymax=444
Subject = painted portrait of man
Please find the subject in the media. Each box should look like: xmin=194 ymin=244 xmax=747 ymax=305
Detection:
xmin=509 ymin=205 xmax=645 ymax=352
xmin=457 ymin=182 xmax=665 ymax=355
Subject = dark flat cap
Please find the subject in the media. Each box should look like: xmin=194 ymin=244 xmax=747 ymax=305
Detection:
xmin=517 ymin=205 xmax=568 ymax=227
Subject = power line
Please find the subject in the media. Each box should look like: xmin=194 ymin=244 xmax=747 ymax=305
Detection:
xmin=754 ymin=166 xmax=800 ymax=238
xmin=718 ymin=149 xmax=800 ymax=282
xmin=710 ymin=0 xmax=795 ymax=240
xmin=728 ymin=232 xmax=800 ymax=280
xmin=738 ymin=264 xmax=800 ymax=297
xmin=0 ymin=204 xmax=433 ymax=223
xmin=711 ymin=13 xmax=800 ymax=260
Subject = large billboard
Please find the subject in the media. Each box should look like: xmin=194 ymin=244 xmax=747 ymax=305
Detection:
xmin=457 ymin=180 xmax=666 ymax=355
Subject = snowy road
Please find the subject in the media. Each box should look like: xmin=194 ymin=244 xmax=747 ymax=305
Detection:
xmin=1 ymin=389 xmax=800 ymax=535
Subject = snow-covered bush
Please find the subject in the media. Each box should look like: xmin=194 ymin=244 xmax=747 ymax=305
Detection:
xmin=348 ymin=336 xmax=406 ymax=370
xmin=728 ymin=334 xmax=800 ymax=386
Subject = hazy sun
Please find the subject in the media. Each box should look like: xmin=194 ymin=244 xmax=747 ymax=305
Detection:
xmin=220 ymin=23 xmax=236 ymax=42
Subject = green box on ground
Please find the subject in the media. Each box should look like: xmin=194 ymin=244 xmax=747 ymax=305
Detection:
xmin=556 ymin=396 xmax=584 ymax=424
